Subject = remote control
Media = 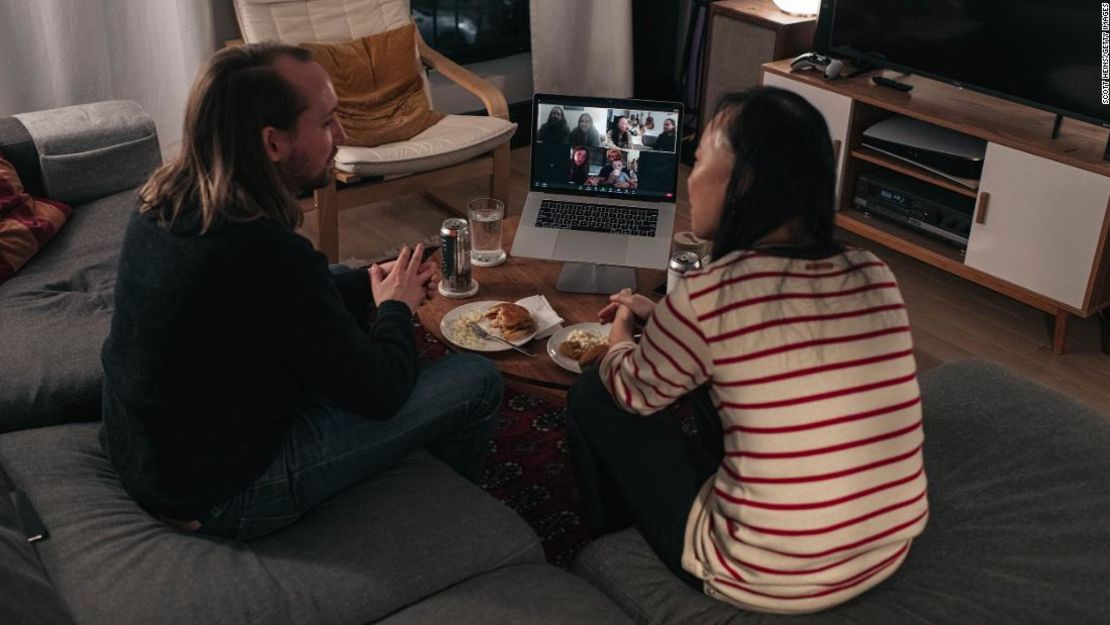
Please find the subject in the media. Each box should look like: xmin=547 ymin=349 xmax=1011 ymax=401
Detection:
xmin=872 ymin=76 xmax=913 ymax=92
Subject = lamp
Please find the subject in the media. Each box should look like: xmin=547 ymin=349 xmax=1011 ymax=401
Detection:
xmin=772 ymin=0 xmax=819 ymax=17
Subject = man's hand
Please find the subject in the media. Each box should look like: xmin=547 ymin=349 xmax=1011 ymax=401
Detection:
xmin=370 ymin=244 xmax=436 ymax=314
xmin=598 ymin=288 xmax=655 ymax=324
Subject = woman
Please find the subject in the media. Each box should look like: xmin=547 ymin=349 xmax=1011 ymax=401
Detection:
xmin=607 ymin=115 xmax=633 ymax=149
xmin=569 ymin=113 xmax=601 ymax=147
xmin=652 ymin=117 xmax=678 ymax=152
xmin=567 ymin=87 xmax=927 ymax=614
xmin=537 ymin=106 xmax=570 ymax=143
xmin=569 ymin=146 xmax=590 ymax=184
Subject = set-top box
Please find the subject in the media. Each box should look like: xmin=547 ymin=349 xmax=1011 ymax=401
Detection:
xmin=853 ymin=169 xmax=975 ymax=250
xmin=861 ymin=116 xmax=987 ymax=188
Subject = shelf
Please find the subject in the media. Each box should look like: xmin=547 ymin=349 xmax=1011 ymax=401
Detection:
xmin=835 ymin=206 xmax=1064 ymax=315
xmin=836 ymin=207 xmax=965 ymax=266
xmin=850 ymin=148 xmax=979 ymax=199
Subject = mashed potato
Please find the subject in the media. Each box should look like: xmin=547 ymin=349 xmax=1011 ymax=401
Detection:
xmin=567 ymin=329 xmax=606 ymax=350
xmin=450 ymin=310 xmax=490 ymax=349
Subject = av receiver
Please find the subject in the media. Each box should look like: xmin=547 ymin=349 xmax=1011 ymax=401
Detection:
xmin=853 ymin=169 xmax=975 ymax=251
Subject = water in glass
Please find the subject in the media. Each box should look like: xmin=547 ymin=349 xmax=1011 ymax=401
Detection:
xmin=468 ymin=198 xmax=506 ymax=267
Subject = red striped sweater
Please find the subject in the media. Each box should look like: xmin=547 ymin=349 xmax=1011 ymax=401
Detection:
xmin=600 ymin=248 xmax=927 ymax=614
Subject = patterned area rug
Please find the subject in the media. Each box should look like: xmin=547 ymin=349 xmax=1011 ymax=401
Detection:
xmin=414 ymin=321 xmax=699 ymax=566
xmin=414 ymin=322 xmax=591 ymax=566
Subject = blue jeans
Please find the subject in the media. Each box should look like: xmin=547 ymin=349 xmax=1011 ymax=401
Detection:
xmin=196 ymin=353 xmax=503 ymax=541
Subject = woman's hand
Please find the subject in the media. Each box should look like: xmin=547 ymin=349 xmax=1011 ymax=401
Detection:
xmin=598 ymin=288 xmax=655 ymax=324
xmin=607 ymin=303 xmax=637 ymax=345
xmin=370 ymin=244 xmax=436 ymax=314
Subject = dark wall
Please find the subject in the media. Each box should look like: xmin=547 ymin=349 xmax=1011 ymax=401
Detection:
xmin=212 ymin=0 xmax=242 ymax=44
xmin=632 ymin=0 xmax=689 ymax=101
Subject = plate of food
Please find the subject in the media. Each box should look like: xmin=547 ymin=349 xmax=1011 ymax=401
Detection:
xmin=547 ymin=322 xmax=611 ymax=373
xmin=441 ymin=301 xmax=538 ymax=352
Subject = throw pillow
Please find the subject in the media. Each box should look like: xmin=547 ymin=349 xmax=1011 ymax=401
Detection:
xmin=303 ymin=24 xmax=445 ymax=148
xmin=0 ymin=151 xmax=71 ymax=285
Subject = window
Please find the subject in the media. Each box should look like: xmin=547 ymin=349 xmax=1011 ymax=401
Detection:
xmin=411 ymin=0 xmax=530 ymax=65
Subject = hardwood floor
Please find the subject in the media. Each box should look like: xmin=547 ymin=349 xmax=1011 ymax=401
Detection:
xmin=298 ymin=148 xmax=1110 ymax=416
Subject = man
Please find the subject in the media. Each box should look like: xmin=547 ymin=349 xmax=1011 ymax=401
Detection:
xmin=100 ymin=43 xmax=503 ymax=540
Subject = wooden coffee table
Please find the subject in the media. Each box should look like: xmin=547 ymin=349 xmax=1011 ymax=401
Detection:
xmin=416 ymin=215 xmax=666 ymax=392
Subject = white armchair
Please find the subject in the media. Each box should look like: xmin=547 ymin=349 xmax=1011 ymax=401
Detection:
xmin=232 ymin=0 xmax=517 ymax=261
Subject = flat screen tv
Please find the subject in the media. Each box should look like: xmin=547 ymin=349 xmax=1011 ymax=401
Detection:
xmin=814 ymin=1 xmax=1109 ymax=128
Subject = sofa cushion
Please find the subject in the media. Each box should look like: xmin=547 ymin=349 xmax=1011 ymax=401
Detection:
xmin=570 ymin=359 xmax=1110 ymax=624
xmin=334 ymin=114 xmax=516 ymax=176
xmin=0 ymin=189 xmax=134 ymax=432
xmin=375 ymin=563 xmax=634 ymax=625
xmin=0 ymin=423 xmax=543 ymax=625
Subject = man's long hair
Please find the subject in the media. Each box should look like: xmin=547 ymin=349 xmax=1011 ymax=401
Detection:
xmin=139 ymin=43 xmax=311 ymax=233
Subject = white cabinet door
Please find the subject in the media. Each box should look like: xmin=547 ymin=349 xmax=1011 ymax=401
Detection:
xmin=761 ymin=72 xmax=853 ymax=202
xmin=964 ymin=142 xmax=1110 ymax=309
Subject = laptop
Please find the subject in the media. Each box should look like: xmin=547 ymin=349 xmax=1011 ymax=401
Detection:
xmin=512 ymin=94 xmax=684 ymax=288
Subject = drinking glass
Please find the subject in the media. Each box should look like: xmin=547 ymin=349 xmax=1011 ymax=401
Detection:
xmin=467 ymin=198 xmax=506 ymax=267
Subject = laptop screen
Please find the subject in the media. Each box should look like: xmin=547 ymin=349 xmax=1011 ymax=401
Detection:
xmin=530 ymin=94 xmax=684 ymax=203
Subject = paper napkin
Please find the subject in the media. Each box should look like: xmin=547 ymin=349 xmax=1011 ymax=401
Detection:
xmin=515 ymin=295 xmax=564 ymax=339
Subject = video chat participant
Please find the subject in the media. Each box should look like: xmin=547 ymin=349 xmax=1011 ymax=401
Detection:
xmin=569 ymin=146 xmax=590 ymax=184
xmin=538 ymin=105 xmax=570 ymax=143
xmin=652 ymin=117 xmax=678 ymax=152
xmin=569 ymin=113 xmax=601 ymax=147
xmin=607 ymin=115 xmax=633 ymax=149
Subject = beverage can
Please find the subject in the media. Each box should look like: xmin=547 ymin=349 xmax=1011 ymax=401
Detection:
xmin=667 ymin=250 xmax=702 ymax=294
xmin=439 ymin=218 xmax=477 ymax=297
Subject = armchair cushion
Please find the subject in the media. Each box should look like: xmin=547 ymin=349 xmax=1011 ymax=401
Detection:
xmin=235 ymin=0 xmax=412 ymax=45
xmin=335 ymin=114 xmax=516 ymax=176
xmin=304 ymin=24 xmax=443 ymax=147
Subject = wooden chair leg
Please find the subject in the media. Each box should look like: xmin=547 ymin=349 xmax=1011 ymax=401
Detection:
xmin=1043 ymin=309 xmax=1068 ymax=355
xmin=314 ymin=177 xmax=339 ymax=263
xmin=1099 ymin=309 xmax=1109 ymax=355
xmin=491 ymin=142 xmax=511 ymax=211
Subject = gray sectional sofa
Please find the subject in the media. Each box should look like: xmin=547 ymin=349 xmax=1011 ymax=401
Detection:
xmin=0 ymin=101 xmax=632 ymax=625
xmin=572 ymin=361 xmax=1110 ymax=625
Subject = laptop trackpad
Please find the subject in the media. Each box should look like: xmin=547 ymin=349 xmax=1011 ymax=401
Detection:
xmin=553 ymin=231 xmax=628 ymax=265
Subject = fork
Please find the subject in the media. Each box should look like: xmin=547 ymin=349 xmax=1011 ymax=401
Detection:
xmin=468 ymin=321 xmax=535 ymax=357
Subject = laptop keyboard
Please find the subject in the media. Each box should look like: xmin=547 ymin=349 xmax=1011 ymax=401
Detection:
xmin=535 ymin=200 xmax=659 ymax=237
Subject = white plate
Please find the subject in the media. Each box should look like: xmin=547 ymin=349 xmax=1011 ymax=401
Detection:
xmin=441 ymin=300 xmax=538 ymax=352
xmin=546 ymin=322 xmax=610 ymax=374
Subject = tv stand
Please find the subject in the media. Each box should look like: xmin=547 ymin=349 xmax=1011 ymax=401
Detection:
xmin=763 ymin=61 xmax=1110 ymax=354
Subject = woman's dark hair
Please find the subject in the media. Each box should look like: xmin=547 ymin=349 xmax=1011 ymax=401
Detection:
xmin=569 ymin=147 xmax=589 ymax=184
xmin=708 ymin=86 xmax=841 ymax=261
xmin=610 ymin=115 xmax=632 ymax=148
